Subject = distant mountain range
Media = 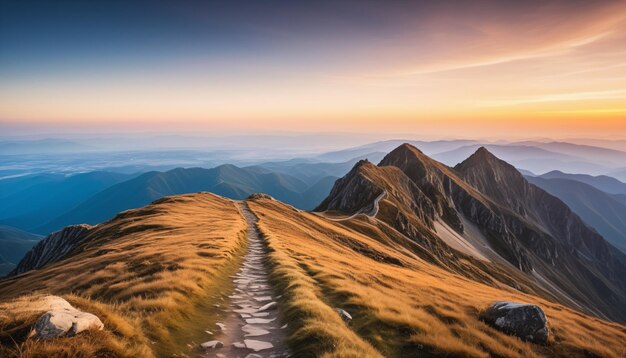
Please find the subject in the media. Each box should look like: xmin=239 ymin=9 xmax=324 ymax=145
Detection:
xmin=34 ymin=165 xmax=337 ymax=235
xmin=0 ymin=225 xmax=42 ymax=275
xmin=527 ymin=176 xmax=626 ymax=253
xmin=0 ymin=171 xmax=135 ymax=231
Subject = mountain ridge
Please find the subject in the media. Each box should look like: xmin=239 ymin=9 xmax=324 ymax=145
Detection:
xmin=319 ymin=143 xmax=626 ymax=323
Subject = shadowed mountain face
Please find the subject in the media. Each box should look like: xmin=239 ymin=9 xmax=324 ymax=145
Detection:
xmin=527 ymin=176 xmax=626 ymax=254
xmin=319 ymin=144 xmax=626 ymax=323
xmin=0 ymin=226 xmax=42 ymax=276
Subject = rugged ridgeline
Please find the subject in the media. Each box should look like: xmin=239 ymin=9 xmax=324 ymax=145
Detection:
xmin=7 ymin=224 xmax=92 ymax=277
xmin=317 ymin=144 xmax=626 ymax=323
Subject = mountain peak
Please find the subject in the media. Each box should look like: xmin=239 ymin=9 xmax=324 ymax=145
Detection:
xmin=456 ymin=146 xmax=517 ymax=175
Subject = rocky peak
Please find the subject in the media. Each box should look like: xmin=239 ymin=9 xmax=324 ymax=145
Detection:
xmin=456 ymin=147 xmax=523 ymax=181
xmin=315 ymin=159 xmax=384 ymax=214
xmin=7 ymin=224 xmax=92 ymax=277
xmin=455 ymin=147 xmax=529 ymax=213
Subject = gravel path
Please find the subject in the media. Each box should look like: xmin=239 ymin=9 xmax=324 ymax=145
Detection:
xmin=200 ymin=201 xmax=289 ymax=358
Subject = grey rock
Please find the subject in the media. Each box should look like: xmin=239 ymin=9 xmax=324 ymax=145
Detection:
xmin=335 ymin=308 xmax=352 ymax=322
xmin=481 ymin=301 xmax=549 ymax=343
xmin=30 ymin=298 xmax=104 ymax=339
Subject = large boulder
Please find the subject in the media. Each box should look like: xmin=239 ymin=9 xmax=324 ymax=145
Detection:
xmin=481 ymin=301 xmax=549 ymax=343
xmin=29 ymin=296 xmax=104 ymax=339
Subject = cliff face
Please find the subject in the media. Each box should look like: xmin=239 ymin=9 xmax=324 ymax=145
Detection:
xmin=456 ymin=148 xmax=626 ymax=285
xmin=7 ymin=224 xmax=92 ymax=277
xmin=318 ymin=143 xmax=626 ymax=323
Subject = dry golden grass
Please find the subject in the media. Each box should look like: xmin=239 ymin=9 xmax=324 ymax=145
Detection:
xmin=249 ymin=197 xmax=626 ymax=358
xmin=0 ymin=193 xmax=247 ymax=357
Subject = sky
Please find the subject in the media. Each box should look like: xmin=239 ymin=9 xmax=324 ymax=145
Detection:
xmin=1 ymin=0 xmax=625 ymax=139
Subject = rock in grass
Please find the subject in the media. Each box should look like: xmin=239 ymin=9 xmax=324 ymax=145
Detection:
xmin=30 ymin=298 xmax=104 ymax=339
xmin=481 ymin=301 xmax=549 ymax=343
xmin=335 ymin=308 xmax=352 ymax=322
xmin=200 ymin=340 xmax=224 ymax=349
xmin=248 ymin=193 xmax=274 ymax=200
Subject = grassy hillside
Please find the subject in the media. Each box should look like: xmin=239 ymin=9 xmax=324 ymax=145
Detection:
xmin=249 ymin=197 xmax=626 ymax=357
xmin=2 ymin=193 xmax=625 ymax=357
xmin=0 ymin=193 xmax=247 ymax=357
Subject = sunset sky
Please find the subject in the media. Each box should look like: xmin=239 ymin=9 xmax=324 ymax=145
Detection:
xmin=1 ymin=0 xmax=625 ymax=139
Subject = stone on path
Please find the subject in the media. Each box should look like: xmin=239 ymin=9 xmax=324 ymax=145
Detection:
xmin=244 ymin=339 xmax=274 ymax=351
xmin=242 ymin=324 xmax=271 ymax=337
xmin=216 ymin=322 xmax=226 ymax=331
xmin=257 ymin=301 xmax=277 ymax=311
xmin=246 ymin=317 xmax=276 ymax=324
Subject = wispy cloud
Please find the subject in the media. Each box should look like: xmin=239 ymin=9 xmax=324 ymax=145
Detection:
xmin=476 ymin=90 xmax=626 ymax=107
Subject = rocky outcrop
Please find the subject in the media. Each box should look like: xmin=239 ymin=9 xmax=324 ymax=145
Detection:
xmin=481 ymin=301 xmax=549 ymax=343
xmin=7 ymin=224 xmax=92 ymax=277
xmin=248 ymin=193 xmax=275 ymax=201
xmin=29 ymin=296 xmax=104 ymax=339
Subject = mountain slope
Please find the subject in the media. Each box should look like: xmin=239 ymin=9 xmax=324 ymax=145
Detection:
xmin=0 ymin=193 xmax=246 ymax=357
xmin=0 ymin=171 xmax=133 ymax=232
xmin=2 ymin=193 xmax=625 ymax=357
xmin=526 ymin=176 xmax=626 ymax=253
xmin=0 ymin=226 xmax=42 ymax=276
xmin=538 ymin=170 xmax=626 ymax=195
xmin=37 ymin=165 xmax=322 ymax=234
xmin=252 ymin=196 xmax=626 ymax=357
xmin=319 ymin=144 xmax=626 ymax=324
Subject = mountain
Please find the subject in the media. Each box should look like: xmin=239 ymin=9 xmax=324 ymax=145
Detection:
xmin=251 ymin=156 xmax=367 ymax=185
xmin=316 ymin=139 xmax=479 ymax=163
xmin=0 ymin=138 xmax=94 ymax=155
xmin=2 ymin=193 xmax=625 ymax=357
xmin=512 ymin=141 xmax=626 ymax=167
xmin=319 ymin=144 xmax=626 ymax=323
xmin=37 ymin=165 xmax=333 ymax=234
xmin=526 ymin=176 xmax=626 ymax=253
xmin=608 ymin=167 xmax=626 ymax=182
xmin=614 ymin=193 xmax=626 ymax=206
xmin=7 ymin=225 xmax=91 ymax=277
xmin=0 ymin=171 xmax=134 ymax=232
xmin=538 ymin=170 xmax=626 ymax=195
xmin=0 ymin=226 xmax=42 ymax=276
xmin=432 ymin=144 xmax=613 ymax=175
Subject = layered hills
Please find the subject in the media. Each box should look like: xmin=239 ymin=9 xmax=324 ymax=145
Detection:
xmin=2 ymin=144 xmax=626 ymax=357
xmin=527 ymin=176 xmax=626 ymax=253
xmin=34 ymin=165 xmax=335 ymax=234
xmin=0 ymin=226 xmax=42 ymax=275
